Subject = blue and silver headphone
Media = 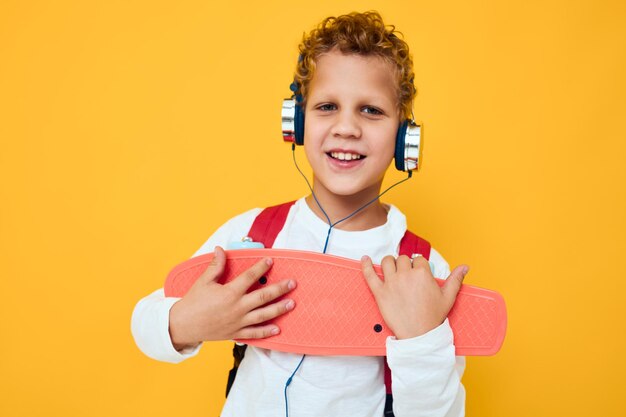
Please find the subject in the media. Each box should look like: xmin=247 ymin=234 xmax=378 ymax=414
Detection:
xmin=281 ymin=81 xmax=424 ymax=172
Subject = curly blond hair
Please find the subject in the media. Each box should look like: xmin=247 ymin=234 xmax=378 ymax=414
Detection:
xmin=294 ymin=11 xmax=416 ymax=119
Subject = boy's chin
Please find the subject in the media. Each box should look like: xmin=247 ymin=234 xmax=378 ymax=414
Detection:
xmin=316 ymin=179 xmax=382 ymax=200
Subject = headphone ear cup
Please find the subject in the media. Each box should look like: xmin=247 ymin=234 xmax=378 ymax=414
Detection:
xmin=394 ymin=120 xmax=409 ymax=171
xmin=294 ymin=103 xmax=305 ymax=145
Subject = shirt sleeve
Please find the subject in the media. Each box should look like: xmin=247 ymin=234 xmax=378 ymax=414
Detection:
xmin=385 ymin=246 xmax=466 ymax=417
xmin=131 ymin=289 xmax=201 ymax=363
xmin=130 ymin=208 xmax=261 ymax=363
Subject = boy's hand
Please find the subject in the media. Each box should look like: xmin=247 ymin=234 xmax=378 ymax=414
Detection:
xmin=361 ymin=254 xmax=469 ymax=340
xmin=169 ymin=246 xmax=296 ymax=351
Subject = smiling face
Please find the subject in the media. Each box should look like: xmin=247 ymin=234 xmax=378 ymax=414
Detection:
xmin=303 ymin=49 xmax=401 ymax=203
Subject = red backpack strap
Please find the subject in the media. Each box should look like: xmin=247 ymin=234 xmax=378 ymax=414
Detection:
xmin=247 ymin=201 xmax=296 ymax=248
xmin=384 ymin=230 xmax=432 ymax=397
xmin=398 ymin=230 xmax=431 ymax=260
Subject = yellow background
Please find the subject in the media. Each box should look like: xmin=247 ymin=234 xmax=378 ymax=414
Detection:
xmin=1 ymin=0 xmax=625 ymax=415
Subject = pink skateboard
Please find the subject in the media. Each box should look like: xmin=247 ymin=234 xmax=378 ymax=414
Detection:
xmin=165 ymin=249 xmax=507 ymax=356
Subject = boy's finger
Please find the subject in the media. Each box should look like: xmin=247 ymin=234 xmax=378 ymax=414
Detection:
xmin=242 ymin=279 xmax=296 ymax=310
xmin=361 ymin=255 xmax=383 ymax=295
xmin=410 ymin=255 xmax=430 ymax=271
xmin=395 ymin=255 xmax=412 ymax=272
xmin=229 ymin=257 xmax=274 ymax=294
xmin=380 ymin=255 xmax=397 ymax=278
xmin=242 ymin=298 xmax=295 ymax=327
xmin=235 ymin=324 xmax=281 ymax=340
xmin=198 ymin=246 xmax=227 ymax=284
xmin=442 ymin=265 xmax=469 ymax=309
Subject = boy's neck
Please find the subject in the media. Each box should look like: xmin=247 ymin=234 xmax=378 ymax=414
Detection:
xmin=305 ymin=184 xmax=389 ymax=231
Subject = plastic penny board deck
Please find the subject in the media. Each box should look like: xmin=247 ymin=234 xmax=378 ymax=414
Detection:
xmin=164 ymin=249 xmax=507 ymax=356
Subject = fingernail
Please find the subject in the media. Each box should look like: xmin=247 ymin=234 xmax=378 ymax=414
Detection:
xmin=462 ymin=266 xmax=470 ymax=275
xmin=271 ymin=327 xmax=280 ymax=335
xmin=361 ymin=255 xmax=369 ymax=262
xmin=287 ymin=280 xmax=296 ymax=290
xmin=285 ymin=300 xmax=295 ymax=310
xmin=266 ymin=258 xmax=273 ymax=266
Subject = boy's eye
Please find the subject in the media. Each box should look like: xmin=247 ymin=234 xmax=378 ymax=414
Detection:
xmin=362 ymin=106 xmax=383 ymax=115
xmin=317 ymin=103 xmax=337 ymax=111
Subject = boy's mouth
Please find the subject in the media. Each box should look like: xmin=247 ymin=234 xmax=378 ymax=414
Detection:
xmin=326 ymin=151 xmax=365 ymax=161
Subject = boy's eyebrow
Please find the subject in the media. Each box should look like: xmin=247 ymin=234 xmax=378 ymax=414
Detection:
xmin=308 ymin=94 xmax=395 ymax=107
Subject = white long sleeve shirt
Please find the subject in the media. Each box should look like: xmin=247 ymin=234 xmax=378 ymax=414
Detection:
xmin=131 ymin=198 xmax=465 ymax=416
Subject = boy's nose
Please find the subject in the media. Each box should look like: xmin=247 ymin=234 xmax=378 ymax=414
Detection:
xmin=330 ymin=111 xmax=362 ymax=138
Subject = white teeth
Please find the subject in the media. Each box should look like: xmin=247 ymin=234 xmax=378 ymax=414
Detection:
xmin=330 ymin=152 xmax=362 ymax=161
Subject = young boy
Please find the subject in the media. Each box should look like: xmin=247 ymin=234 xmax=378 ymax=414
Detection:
xmin=132 ymin=11 xmax=467 ymax=417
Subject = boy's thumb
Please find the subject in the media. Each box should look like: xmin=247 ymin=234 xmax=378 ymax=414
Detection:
xmin=199 ymin=246 xmax=227 ymax=284
xmin=442 ymin=265 xmax=469 ymax=308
